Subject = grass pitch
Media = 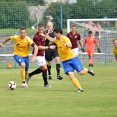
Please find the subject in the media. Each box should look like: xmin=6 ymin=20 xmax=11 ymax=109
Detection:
xmin=0 ymin=64 xmax=117 ymax=117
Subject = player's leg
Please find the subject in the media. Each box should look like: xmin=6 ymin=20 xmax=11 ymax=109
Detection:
xmin=87 ymin=50 xmax=94 ymax=67
xmin=53 ymin=50 xmax=63 ymax=80
xmin=72 ymin=48 xmax=78 ymax=56
xmin=14 ymin=55 xmax=27 ymax=87
xmin=40 ymin=65 xmax=51 ymax=87
xmin=71 ymin=57 xmax=95 ymax=76
xmin=26 ymin=56 xmax=45 ymax=84
xmin=62 ymin=60 xmax=83 ymax=92
xmin=45 ymin=50 xmax=53 ymax=79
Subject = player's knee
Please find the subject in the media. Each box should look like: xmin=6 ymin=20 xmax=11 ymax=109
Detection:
xmin=21 ymin=62 xmax=26 ymax=68
xmin=78 ymin=70 xmax=85 ymax=75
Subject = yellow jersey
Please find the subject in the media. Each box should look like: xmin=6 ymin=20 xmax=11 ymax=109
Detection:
xmin=54 ymin=36 xmax=75 ymax=61
xmin=10 ymin=35 xmax=33 ymax=57
xmin=113 ymin=46 xmax=117 ymax=56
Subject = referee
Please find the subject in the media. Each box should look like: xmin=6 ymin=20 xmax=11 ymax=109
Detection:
xmin=45 ymin=22 xmax=63 ymax=80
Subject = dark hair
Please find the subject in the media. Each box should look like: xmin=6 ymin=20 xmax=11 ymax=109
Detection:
xmin=53 ymin=27 xmax=63 ymax=34
xmin=88 ymin=30 xmax=92 ymax=34
xmin=72 ymin=25 xmax=76 ymax=28
xmin=20 ymin=27 xmax=26 ymax=31
xmin=38 ymin=23 xmax=44 ymax=27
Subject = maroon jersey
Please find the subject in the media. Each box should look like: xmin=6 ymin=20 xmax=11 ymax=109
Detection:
xmin=67 ymin=32 xmax=80 ymax=49
xmin=32 ymin=32 xmax=45 ymax=56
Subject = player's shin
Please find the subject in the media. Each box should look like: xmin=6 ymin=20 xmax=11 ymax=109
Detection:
xmin=71 ymin=77 xmax=83 ymax=90
xmin=20 ymin=67 xmax=25 ymax=82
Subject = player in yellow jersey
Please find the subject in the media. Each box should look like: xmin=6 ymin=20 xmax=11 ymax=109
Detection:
xmin=0 ymin=28 xmax=38 ymax=87
xmin=113 ymin=39 xmax=117 ymax=60
xmin=40 ymin=27 xmax=95 ymax=92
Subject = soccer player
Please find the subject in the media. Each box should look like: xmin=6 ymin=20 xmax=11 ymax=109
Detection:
xmin=0 ymin=28 xmax=38 ymax=87
xmin=113 ymin=39 xmax=117 ymax=60
xmin=26 ymin=24 xmax=55 ymax=87
xmin=45 ymin=22 xmax=63 ymax=80
xmin=67 ymin=25 xmax=83 ymax=56
xmin=82 ymin=31 xmax=101 ymax=67
xmin=40 ymin=27 xmax=95 ymax=92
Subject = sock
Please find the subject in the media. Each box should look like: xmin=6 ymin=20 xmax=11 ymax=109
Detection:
xmin=29 ymin=68 xmax=42 ymax=77
xmin=89 ymin=58 xmax=93 ymax=64
xmin=56 ymin=64 xmax=60 ymax=76
xmin=20 ymin=67 xmax=25 ymax=82
xmin=42 ymin=69 xmax=48 ymax=85
xmin=83 ymin=67 xmax=88 ymax=73
xmin=71 ymin=77 xmax=83 ymax=90
xmin=47 ymin=65 xmax=51 ymax=75
xmin=25 ymin=72 xmax=28 ymax=80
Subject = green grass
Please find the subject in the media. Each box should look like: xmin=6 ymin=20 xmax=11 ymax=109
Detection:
xmin=0 ymin=64 xmax=117 ymax=117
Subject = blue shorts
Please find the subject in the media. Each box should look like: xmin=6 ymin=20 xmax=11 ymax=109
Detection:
xmin=62 ymin=57 xmax=83 ymax=74
xmin=14 ymin=55 xmax=29 ymax=71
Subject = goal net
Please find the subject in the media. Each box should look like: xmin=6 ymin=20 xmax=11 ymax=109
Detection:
xmin=67 ymin=18 xmax=117 ymax=66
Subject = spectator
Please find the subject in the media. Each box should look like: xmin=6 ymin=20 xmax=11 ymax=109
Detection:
xmin=46 ymin=10 xmax=53 ymax=22
xmin=94 ymin=22 xmax=102 ymax=38
xmin=31 ymin=4 xmax=40 ymax=30
xmin=102 ymin=16 xmax=110 ymax=30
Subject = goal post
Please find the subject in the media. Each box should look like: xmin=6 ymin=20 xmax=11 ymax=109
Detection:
xmin=67 ymin=18 xmax=117 ymax=66
xmin=67 ymin=18 xmax=117 ymax=32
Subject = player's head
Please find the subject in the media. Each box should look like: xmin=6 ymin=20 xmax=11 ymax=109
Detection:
xmin=46 ymin=21 xmax=53 ymax=31
xmin=20 ymin=28 xmax=27 ymax=39
xmin=113 ymin=39 xmax=117 ymax=47
xmin=71 ymin=25 xmax=77 ymax=33
xmin=37 ymin=4 xmax=40 ymax=8
xmin=38 ymin=23 xmax=44 ymax=34
xmin=48 ymin=10 xmax=51 ymax=13
xmin=53 ymin=27 xmax=63 ymax=39
xmin=88 ymin=30 xmax=93 ymax=37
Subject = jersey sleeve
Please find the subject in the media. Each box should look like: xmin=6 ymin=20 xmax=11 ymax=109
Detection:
xmin=94 ymin=38 xmax=98 ymax=44
xmin=65 ymin=37 xmax=71 ymax=44
xmin=27 ymin=36 xmax=33 ymax=45
xmin=10 ymin=35 xmax=17 ymax=41
xmin=113 ymin=47 xmax=117 ymax=56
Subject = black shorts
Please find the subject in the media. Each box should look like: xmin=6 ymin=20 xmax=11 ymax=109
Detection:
xmin=45 ymin=49 xmax=59 ymax=61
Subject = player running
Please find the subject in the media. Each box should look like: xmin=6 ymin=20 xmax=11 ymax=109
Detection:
xmin=0 ymin=28 xmax=38 ymax=87
xmin=40 ymin=27 xmax=95 ymax=92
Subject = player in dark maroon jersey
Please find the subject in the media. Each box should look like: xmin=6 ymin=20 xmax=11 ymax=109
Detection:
xmin=67 ymin=25 xmax=83 ymax=56
xmin=26 ymin=24 xmax=55 ymax=87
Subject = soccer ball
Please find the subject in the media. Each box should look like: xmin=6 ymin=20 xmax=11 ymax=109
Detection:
xmin=7 ymin=81 xmax=16 ymax=90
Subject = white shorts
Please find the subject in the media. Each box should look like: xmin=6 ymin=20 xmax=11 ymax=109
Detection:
xmin=72 ymin=48 xmax=79 ymax=56
xmin=35 ymin=56 xmax=46 ymax=67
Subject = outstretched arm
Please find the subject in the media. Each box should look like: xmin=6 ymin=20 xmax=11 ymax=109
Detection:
xmin=0 ymin=37 xmax=10 ymax=47
xmin=40 ymin=33 xmax=54 ymax=42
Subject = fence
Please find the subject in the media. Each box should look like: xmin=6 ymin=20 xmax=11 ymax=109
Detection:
xmin=0 ymin=0 xmax=117 ymax=68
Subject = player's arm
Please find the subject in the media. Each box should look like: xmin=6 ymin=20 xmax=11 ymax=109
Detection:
xmin=40 ymin=33 xmax=54 ymax=42
xmin=79 ymin=40 xmax=83 ymax=49
xmin=38 ymin=45 xmax=55 ymax=50
xmin=115 ymin=55 xmax=117 ymax=61
xmin=95 ymin=43 xmax=101 ymax=53
xmin=30 ymin=43 xmax=38 ymax=63
xmin=0 ymin=37 xmax=10 ymax=47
